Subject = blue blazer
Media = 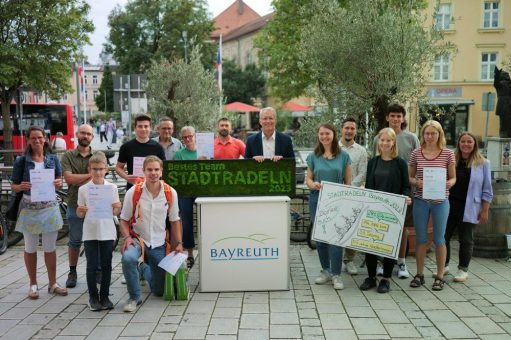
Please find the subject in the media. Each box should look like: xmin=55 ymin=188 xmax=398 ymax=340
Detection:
xmin=461 ymin=159 xmax=493 ymax=224
xmin=245 ymin=131 xmax=295 ymax=159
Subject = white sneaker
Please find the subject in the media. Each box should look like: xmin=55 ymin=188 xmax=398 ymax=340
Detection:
xmin=123 ymin=299 xmax=141 ymax=313
xmin=432 ymin=266 xmax=449 ymax=277
xmin=397 ymin=263 xmax=410 ymax=279
xmin=121 ymin=276 xmax=126 ymax=284
xmin=376 ymin=263 xmax=384 ymax=276
xmin=315 ymin=270 xmax=332 ymax=284
xmin=453 ymin=269 xmax=468 ymax=282
xmin=332 ymin=275 xmax=344 ymax=290
xmin=345 ymin=261 xmax=358 ymax=275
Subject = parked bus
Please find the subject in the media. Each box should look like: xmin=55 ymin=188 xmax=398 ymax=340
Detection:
xmin=0 ymin=103 xmax=75 ymax=150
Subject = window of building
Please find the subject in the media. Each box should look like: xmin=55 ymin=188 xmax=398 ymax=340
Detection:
xmin=436 ymin=3 xmax=452 ymax=30
xmin=92 ymin=75 xmax=98 ymax=84
xmin=481 ymin=52 xmax=497 ymax=80
xmin=483 ymin=1 xmax=499 ymax=28
xmin=85 ymin=90 xmax=88 ymax=100
xmin=433 ymin=54 xmax=450 ymax=81
xmin=93 ymin=90 xmax=98 ymax=99
xmin=84 ymin=75 xmax=88 ymax=85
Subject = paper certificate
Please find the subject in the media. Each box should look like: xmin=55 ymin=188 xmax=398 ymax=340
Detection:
xmin=30 ymin=169 xmax=56 ymax=202
xmin=422 ymin=167 xmax=446 ymax=200
xmin=196 ymin=132 xmax=214 ymax=159
xmin=87 ymin=185 xmax=113 ymax=219
xmin=133 ymin=157 xmax=145 ymax=177
xmin=158 ymin=251 xmax=188 ymax=275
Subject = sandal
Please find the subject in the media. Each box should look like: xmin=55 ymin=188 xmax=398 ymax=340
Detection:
xmin=432 ymin=277 xmax=445 ymax=291
xmin=187 ymin=256 xmax=195 ymax=270
xmin=48 ymin=283 xmax=68 ymax=296
xmin=409 ymin=274 xmax=425 ymax=288
xmin=28 ymin=285 xmax=39 ymax=299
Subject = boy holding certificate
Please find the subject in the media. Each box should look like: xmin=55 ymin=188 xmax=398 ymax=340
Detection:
xmin=77 ymin=152 xmax=122 ymax=311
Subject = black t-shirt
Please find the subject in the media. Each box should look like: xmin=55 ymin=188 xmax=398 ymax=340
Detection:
xmin=118 ymin=138 xmax=165 ymax=189
xmin=373 ymin=158 xmax=393 ymax=192
xmin=450 ymin=158 xmax=471 ymax=203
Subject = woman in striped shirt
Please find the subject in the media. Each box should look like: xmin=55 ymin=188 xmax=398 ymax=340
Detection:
xmin=408 ymin=120 xmax=456 ymax=291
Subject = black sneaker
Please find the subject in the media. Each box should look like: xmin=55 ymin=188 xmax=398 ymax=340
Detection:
xmin=66 ymin=271 xmax=77 ymax=288
xmin=360 ymin=277 xmax=377 ymax=291
xmin=89 ymin=297 xmax=102 ymax=311
xmin=187 ymin=256 xmax=195 ymax=269
xmin=377 ymin=279 xmax=390 ymax=293
xmin=100 ymin=296 xmax=114 ymax=310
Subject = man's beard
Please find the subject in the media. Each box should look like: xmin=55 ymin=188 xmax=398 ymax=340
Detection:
xmin=219 ymin=130 xmax=229 ymax=137
xmin=78 ymin=138 xmax=90 ymax=147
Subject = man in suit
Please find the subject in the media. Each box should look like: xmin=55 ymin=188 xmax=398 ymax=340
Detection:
xmin=245 ymin=107 xmax=295 ymax=161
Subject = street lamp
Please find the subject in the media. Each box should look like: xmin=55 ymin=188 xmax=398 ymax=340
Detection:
xmin=182 ymin=31 xmax=188 ymax=63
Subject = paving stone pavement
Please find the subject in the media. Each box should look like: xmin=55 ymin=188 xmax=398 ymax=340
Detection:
xmin=0 ymin=241 xmax=510 ymax=339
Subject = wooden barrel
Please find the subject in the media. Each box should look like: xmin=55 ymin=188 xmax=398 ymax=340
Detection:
xmin=473 ymin=181 xmax=511 ymax=258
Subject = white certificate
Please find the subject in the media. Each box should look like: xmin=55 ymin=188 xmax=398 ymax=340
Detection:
xmin=158 ymin=251 xmax=188 ymax=275
xmin=196 ymin=132 xmax=214 ymax=159
xmin=422 ymin=167 xmax=446 ymax=200
xmin=133 ymin=157 xmax=145 ymax=177
xmin=87 ymin=185 xmax=113 ymax=219
xmin=30 ymin=169 xmax=56 ymax=202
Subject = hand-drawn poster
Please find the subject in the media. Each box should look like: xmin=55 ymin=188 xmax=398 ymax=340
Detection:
xmin=311 ymin=181 xmax=407 ymax=259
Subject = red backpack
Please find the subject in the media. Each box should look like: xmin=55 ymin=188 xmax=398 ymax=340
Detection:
xmin=129 ymin=178 xmax=174 ymax=261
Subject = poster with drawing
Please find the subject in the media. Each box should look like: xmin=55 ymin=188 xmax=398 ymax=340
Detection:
xmin=311 ymin=181 xmax=407 ymax=259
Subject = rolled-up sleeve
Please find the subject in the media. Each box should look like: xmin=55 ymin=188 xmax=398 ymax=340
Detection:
xmin=482 ymin=160 xmax=493 ymax=203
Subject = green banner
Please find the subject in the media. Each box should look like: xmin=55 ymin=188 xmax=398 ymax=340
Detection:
xmin=163 ymin=159 xmax=296 ymax=197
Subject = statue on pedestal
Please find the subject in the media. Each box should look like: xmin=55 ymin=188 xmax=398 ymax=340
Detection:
xmin=494 ymin=66 xmax=511 ymax=138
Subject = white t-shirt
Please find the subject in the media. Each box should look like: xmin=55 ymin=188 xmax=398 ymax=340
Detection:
xmin=52 ymin=137 xmax=67 ymax=150
xmin=77 ymin=179 xmax=121 ymax=241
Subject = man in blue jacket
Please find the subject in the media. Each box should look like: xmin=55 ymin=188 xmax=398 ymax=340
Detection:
xmin=245 ymin=107 xmax=295 ymax=161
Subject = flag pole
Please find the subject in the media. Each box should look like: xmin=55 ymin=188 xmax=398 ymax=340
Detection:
xmin=218 ymin=34 xmax=223 ymax=115
xmin=82 ymin=59 xmax=87 ymax=124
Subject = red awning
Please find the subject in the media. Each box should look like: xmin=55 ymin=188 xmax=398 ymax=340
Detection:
xmin=224 ymin=102 xmax=260 ymax=112
xmin=282 ymin=101 xmax=312 ymax=112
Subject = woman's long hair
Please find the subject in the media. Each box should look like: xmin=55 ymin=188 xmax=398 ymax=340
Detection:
xmin=376 ymin=128 xmax=399 ymax=159
xmin=25 ymin=126 xmax=52 ymax=155
xmin=455 ymin=132 xmax=485 ymax=168
xmin=314 ymin=123 xmax=340 ymax=157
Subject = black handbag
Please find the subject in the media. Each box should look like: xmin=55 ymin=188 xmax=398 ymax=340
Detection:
xmin=6 ymin=156 xmax=26 ymax=221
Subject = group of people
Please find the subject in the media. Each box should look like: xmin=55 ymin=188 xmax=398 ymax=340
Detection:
xmin=306 ymin=104 xmax=493 ymax=293
xmin=9 ymin=104 xmax=492 ymax=315
xmin=95 ymin=118 xmax=124 ymax=147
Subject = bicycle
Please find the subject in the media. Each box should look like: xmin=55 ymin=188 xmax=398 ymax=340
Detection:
xmin=289 ymin=194 xmax=316 ymax=249
xmin=0 ymin=211 xmax=8 ymax=254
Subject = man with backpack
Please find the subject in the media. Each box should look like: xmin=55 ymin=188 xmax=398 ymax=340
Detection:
xmin=119 ymin=156 xmax=183 ymax=313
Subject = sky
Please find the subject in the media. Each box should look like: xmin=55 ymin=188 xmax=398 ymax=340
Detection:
xmin=84 ymin=0 xmax=273 ymax=64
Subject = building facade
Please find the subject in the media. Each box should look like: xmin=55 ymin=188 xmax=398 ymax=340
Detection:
xmin=425 ymin=0 xmax=511 ymax=146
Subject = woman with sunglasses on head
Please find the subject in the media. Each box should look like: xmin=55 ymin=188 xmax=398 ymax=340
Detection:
xmin=174 ymin=126 xmax=205 ymax=269
xmin=444 ymin=132 xmax=492 ymax=283
xmin=10 ymin=126 xmax=67 ymax=299
xmin=408 ymin=120 xmax=456 ymax=291
xmin=360 ymin=128 xmax=412 ymax=293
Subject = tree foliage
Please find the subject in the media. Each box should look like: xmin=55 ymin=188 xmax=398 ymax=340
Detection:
xmin=0 ymin=0 xmax=93 ymax=159
xmin=95 ymin=64 xmax=114 ymax=113
xmin=105 ymin=0 xmax=215 ymax=74
xmin=145 ymin=48 xmax=219 ymax=131
xmin=222 ymin=60 xmax=265 ymax=105
xmin=300 ymin=0 xmax=454 ymax=134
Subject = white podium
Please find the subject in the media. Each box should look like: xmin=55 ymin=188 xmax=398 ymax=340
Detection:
xmin=196 ymin=196 xmax=290 ymax=292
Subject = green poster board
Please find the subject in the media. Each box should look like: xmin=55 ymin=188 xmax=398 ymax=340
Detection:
xmin=163 ymin=159 xmax=296 ymax=197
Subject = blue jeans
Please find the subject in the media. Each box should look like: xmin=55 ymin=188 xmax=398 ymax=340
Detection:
xmin=413 ymin=198 xmax=449 ymax=246
xmin=121 ymin=239 xmax=166 ymax=300
xmin=309 ymin=191 xmax=344 ymax=275
xmin=179 ymin=197 xmax=196 ymax=249
xmin=317 ymin=242 xmax=343 ymax=276
xmin=84 ymin=240 xmax=113 ymax=299
xmin=67 ymin=207 xmax=84 ymax=249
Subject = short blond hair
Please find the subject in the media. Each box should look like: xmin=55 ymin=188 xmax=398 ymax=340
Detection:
xmin=89 ymin=151 xmax=108 ymax=167
xmin=143 ymin=155 xmax=163 ymax=170
xmin=376 ymin=128 xmax=399 ymax=158
xmin=420 ymin=120 xmax=446 ymax=149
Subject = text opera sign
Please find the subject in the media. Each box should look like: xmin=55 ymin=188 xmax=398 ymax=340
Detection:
xmin=163 ymin=159 xmax=296 ymax=197
xmin=427 ymin=87 xmax=462 ymax=98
